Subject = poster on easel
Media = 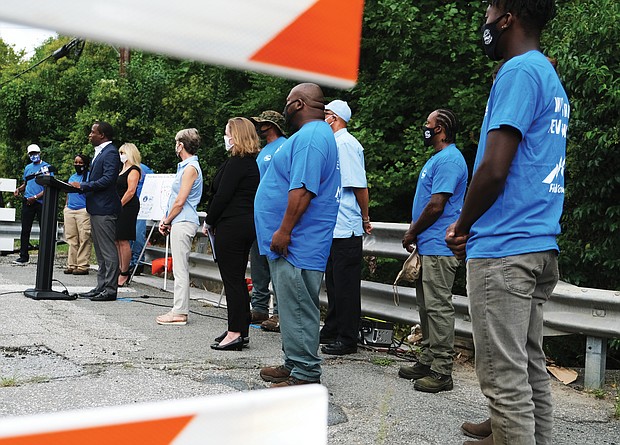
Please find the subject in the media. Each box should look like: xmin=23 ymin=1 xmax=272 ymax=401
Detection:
xmin=137 ymin=174 xmax=176 ymax=221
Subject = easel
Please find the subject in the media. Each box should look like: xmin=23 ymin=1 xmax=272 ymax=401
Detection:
xmin=130 ymin=173 xmax=176 ymax=290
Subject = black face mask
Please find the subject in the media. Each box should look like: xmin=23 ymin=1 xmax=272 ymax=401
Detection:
xmin=74 ymin=165 xmax=85 ymax=175
xmin=282 ymin=99 xmax=300 ymax=125
xmin=256 ymin=124 xmax=269 ymax=138
xmin=481 ymin=13 xmax=508 ymax=61
xmin=422 ymin=126 xmax=439 ymax=146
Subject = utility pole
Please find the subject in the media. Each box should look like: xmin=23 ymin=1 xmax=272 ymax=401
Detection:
xmin=119 ymin=47 xmax=130 ymax=77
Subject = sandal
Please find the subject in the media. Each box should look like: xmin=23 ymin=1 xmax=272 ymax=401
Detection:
xmin=156 ymin=311 xmax=188 ymax=325
xmin=118 ymin=269 xmax=131 ymax=287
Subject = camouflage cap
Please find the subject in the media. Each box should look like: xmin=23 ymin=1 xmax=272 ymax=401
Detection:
xmin=250 ymin=110 xmax=286 ymax=136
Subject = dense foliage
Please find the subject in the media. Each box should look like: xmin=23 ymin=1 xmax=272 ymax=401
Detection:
xmin=0 ymin=0 xmax=617 ymax=290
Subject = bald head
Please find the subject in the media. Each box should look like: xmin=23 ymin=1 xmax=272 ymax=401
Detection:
xmin=284 ymin=83 xmax=326 ymax=129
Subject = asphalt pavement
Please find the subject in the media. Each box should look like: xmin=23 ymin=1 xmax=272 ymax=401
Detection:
xmin=0 ymin=252 xmax=618 ymax=444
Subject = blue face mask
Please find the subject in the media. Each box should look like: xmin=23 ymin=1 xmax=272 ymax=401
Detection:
xmin=29 ymin=154 xmax=41 ymax=163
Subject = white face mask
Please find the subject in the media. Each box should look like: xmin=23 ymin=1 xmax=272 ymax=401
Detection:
xmin=119 ymin=154 xmax=127 ymax=164
xmin=224 ymin=135 xmax=234 ymax=152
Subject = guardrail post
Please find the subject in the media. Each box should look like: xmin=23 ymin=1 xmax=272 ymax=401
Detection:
xmin=0 ymin=178 xmax=17 ymax=251
xmin=584 ymin=336 xmax=607 ymax=389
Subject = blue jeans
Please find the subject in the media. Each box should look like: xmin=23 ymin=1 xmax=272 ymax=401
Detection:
xmin=130 ymin=219 xmax=147 ymax=267
xmin=268 ymin=257 xmax=323 ymax=381
xmin=250 ymin=241 xmax=277 ymax=315
xmin=467 ymin=251 xmax=558 ymax=445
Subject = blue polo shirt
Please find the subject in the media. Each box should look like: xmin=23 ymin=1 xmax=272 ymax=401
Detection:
xmin=411 ymin=144 xmax=467 ymax=255
xmin=467 ymin=50 xmax=569 ymax=259
xmin=254 ymin=120 xmax=340 ymax=271
xmin=67 ymin=172 xmax=87 ymax=210
xmin=333 ymin=128 xmax=367 ymax=238
xmin=257 ymin=136 xmax=287 ymax=178
xmin=23 ymin=161 xmax=51 ymax=203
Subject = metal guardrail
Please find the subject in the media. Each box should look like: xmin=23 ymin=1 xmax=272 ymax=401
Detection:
xmin=139 ymin=221 xmax=620 ymax=389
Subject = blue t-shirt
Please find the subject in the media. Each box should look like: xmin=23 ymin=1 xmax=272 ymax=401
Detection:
xmin=23 ymin=161 xmax=51 ymax=203
xmin=167 ymin=156 xmax=203 ymax=226
xmin=257 ymin=136 xmax=287 ymax=178
xmin=67 ymin=172 xmax=87 ymax=210
xmin=137 ymin=163 xmax=154 ymax=197
xmin=411 ymin=144 xmax=467 ymax=256
xmin=333 ymin=128 xmax=367 ymax=238
xmin=467 ymin=50 xmax=569 ymax=259
xmin=254 ymin=120 xmax=340 ymax=271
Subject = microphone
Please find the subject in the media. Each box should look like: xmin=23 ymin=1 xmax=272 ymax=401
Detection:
xmin=25 ymin=165 xmax=57 ymax=181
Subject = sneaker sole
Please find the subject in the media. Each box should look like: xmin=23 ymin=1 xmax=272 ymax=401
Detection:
xmin=156 ymin=319 xmax=187 ymax=326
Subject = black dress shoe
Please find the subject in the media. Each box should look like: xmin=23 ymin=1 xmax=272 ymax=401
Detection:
xmin=89 ymin=291 xmax=117 ymax=302
xmin=321 ymin=341 xmax=357 ymax=356
xmin=79 ymin=288 xmax=101 ymax=299
xmin=214 ymin=331 xmax=250 ymax=345
xmin=319 ymin=332 xmax=337 ymax=345
xmin=210 ymin=336 xmax=244 ymax=351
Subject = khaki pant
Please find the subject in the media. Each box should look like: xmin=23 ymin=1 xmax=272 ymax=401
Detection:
xmin=468 ymin=251 xmax=558 ymax=445
xmin=63 ymin=207 xmax=91 ymax=272
xmin=416 ymin=255 xmax=460 ymax=375
xmin=170 ymin=221 xmax=198 ymax=316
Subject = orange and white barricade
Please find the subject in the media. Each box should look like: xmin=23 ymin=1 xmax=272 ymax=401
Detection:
xmin=0 ymin=385 xmax=328 ymax=445
xmin=0 ymin=0 xmax=364 ymax=88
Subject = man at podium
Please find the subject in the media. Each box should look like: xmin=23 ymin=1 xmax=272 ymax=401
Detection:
xmin=70 ymin=121 xmax=121 ymax=302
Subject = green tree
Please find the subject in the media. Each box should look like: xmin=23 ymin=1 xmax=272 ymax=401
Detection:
xmin=545 ymin=0 xmax=620 ymax=290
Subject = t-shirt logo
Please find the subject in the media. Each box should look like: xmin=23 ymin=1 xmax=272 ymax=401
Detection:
xmin=542 ymin=156 xmax=565 ymax=194
xmin=421 ymin=168 xmax=427 ymax=179
xmin=263 ymin=154 xmax=272 ymax=162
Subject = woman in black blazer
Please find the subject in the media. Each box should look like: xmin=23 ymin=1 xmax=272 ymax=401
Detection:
xmin=206 ymin=117 xmax=260 ymax=351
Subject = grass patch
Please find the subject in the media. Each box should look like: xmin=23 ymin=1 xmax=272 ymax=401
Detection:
xmin=371 ymin=357 xmax=394 ymax=367
xmin=0 ymin=377 xmax=18 ymax=387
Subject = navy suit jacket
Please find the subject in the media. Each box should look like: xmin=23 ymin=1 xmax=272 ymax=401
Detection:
xmin=81 ymin=142 xmax=121 ymax=215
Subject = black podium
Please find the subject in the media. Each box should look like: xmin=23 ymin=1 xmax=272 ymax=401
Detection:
xmin=24 ymin=175 xmax=81 ymax=300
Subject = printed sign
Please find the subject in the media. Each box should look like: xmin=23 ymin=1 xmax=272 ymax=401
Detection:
xmin=137 ymin=174 xmax=176 ymax=221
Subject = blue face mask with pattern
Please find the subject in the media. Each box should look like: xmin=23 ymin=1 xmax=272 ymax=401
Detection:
xmin=29 ymin=154 xmax=41 ymax=163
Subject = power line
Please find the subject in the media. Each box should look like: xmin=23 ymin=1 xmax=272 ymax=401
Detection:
xmin=0 ymin=38 xmax=84 ymax=88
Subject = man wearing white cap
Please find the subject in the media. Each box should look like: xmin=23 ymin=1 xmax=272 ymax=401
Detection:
xmin=320 ymin=100 xmax=371 ymax=355
xmin=13 ymin=144 xmax=51 ymax=264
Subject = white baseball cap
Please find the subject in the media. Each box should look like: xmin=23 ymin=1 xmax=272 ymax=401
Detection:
xmin=325 ymin=100 xmax=352 ymax=123
xmin=26 ymin=144 xmax=41 ymax=153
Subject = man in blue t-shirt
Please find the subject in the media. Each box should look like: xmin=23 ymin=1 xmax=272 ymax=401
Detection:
xmin=446 ymin=1 xmax=569 ymax=443
xmin=398 ymin=109 xmax=467 ymax=393
xmin=320 ymin=100 xmax=372 ymax=356
xmin=248 ymin=110 xmax=287 ymax=331
xmin=13 ymin=144 xmax=51 ymax=265
xmin=255 ymin=83 xmax=340 ymax=387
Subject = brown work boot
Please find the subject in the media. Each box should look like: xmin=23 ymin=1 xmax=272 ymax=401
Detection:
xmin=413 ymin=370 xmax=453 ymax=393
xmin=259 ymin=365 xmax=291 ymax=383
xmin=251 ymin=310 xmax=269 ymax=324
xmin=398 ymin=362 xmax=431 ymax=380
xmin=261 ymin=314 xmax=280 ymax=332
xmin=270 ymin=376 xmax=320 ymax=388
xmin=463 ymin=433 xmax=494 ymax=445
xmin=461 ymin=418 xmax=492 ymax=439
